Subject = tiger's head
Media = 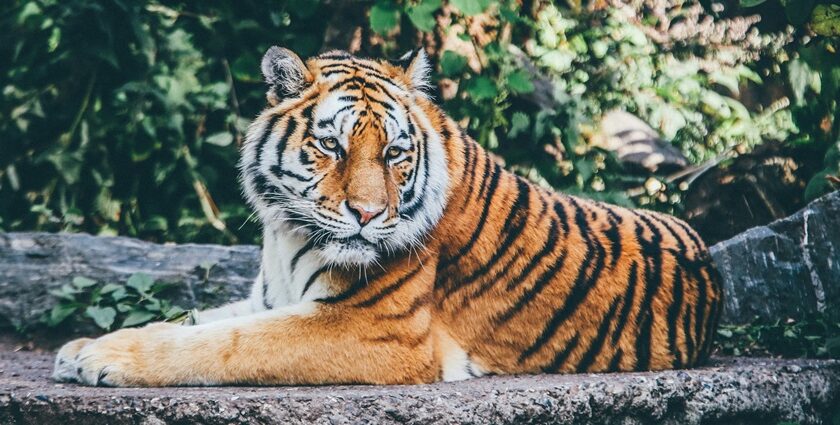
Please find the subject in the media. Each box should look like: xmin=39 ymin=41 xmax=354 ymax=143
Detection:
xmin=241 ymin=47 xmax=450 ymax=267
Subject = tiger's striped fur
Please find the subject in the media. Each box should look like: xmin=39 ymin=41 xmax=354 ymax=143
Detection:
xmin=53 ymin=47 xmax=722 ymax=386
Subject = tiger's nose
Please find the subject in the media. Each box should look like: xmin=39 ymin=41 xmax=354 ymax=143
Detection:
xmin=347 ymin=201 xmax=385 ymax=226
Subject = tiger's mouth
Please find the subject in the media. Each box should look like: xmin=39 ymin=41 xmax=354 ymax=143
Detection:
xmin=334 ymin=234 xmax=376 ymax=247
xmin=318 ymin=233 xmax=380 ymax=266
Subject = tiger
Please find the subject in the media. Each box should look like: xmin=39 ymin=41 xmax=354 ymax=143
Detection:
xmin=52 ymin=46 xmax=722 ymax=387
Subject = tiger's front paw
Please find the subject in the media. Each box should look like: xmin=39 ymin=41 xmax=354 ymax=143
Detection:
xmin=53 ymin=337 xmax=94 ymax=383
xmin=54 ymin=323 xmax=177 ymax=387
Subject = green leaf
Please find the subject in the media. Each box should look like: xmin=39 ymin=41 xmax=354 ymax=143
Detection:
xmin=506 ymin=71 xmax=535 ymax=94
xmin=72 ymin=276 xmax=97 ymax=289
xmin=231 ymin=54 xmax=261 ymax=83
xmin=127 ymin=273 xmax=155 ymax=294
xmin=788 ymin=59 xmax=821 ymax=106
xmin=811 ymin=4 xmax=840 ymax=37
xmin=508 ymin=112 xmax=530 ymax=138
xmin=122 ymin=311 xmax=157 ymax=328
xmin=205 ymin=132 xmax=234 ymax=147
xmin=164 ymin=306 xmax=187 ymax=319
xmin=50 ymin=284 xmax=79 ymax=301
xmin=782 ymin=0 xmax=815 ymax=26
xmin=85 ymin=306 xmax=117 ymax=330
xmin=717 ymin=328 xmax=734 ymax=338
xmin=100 ymin=283 xmax=123 ymax=294
xmin=440 ymin=51 xmax=467 ymax=77
xmin=47 ymin=305 xmax=77 ymax=327
xmin=739 ymin=0 xmax=768 ymax=7
xmin=826 ymin=336 xmax=840 ymax=357
xmin=370 ymin=1 xmax=400 ymax=34
xmin=288 ymin=0 xmax=320 ymax=18
xmin=405 ymin=0 xmax=441 ymax=32
xmin=466 ymin=76 xmax=498 ymax=101
xmin=451 ymin=0 xmax=490 ymax=16
xmin=110 ymin=286 xmax=129 ymax=302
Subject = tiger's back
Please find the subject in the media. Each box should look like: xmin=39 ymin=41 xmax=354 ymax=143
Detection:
xmin=432 ymin=138 xmax=722 ymax=374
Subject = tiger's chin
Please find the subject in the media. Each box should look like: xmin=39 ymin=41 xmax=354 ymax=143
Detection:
xmin=318 ymin=239 xmax=380 ymax=267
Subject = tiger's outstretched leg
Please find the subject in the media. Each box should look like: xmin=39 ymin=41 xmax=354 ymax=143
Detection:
xmin=52 ymin=300 xmax=438 ymax=386
xmin=53 ymin=255 xmax=440 ymax=386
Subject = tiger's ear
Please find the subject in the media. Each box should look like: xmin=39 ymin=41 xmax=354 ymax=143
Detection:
xmin=394 ymin=48 xmax=431 ymax=93
xmin=261 ymin=46 xmax=313 ymax=105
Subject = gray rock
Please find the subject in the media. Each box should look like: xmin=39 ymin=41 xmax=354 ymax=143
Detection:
xmin=0 ymin=351 xmax=837 ymax=424
xmin=595 ymin=110 xmax=689 ymax=174
xmin=710 ymin=190 xmax=840 ymax=324
xmin=0 ymin=232 xmax=259 ymax=331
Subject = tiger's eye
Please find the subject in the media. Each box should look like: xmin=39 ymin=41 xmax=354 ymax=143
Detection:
xmin=386 ymin=146 xmax=403 ymax=159
xmin=320 ymin=137 xmax=339 ymax=151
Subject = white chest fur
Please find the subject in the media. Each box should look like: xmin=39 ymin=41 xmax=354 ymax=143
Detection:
xmin=258 ymin=224 xmax=332 ymax=309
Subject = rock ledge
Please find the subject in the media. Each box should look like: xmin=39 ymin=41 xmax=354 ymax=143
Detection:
xmin=1 ymin=351 xmax=838 ymax=424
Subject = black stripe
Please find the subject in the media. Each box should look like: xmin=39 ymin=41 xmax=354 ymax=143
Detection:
xmin=632 ymin=214 xmax=664 ymax=370
xmin=611 ymin=261 xmax=639 ymax=344
xmin=398 ymin=122 xmax=429 ymax=218
xmin=544 ymin=333 xmax=580 ymax=372
xmin=291 ymin=240 xmax=316 ymax=272
xmin=497 ymin=248 xmax=568 ymax=327
xmin=576 ymin=296 xmax=622 ymax=372
xmin=353 ymin=263 xmax=424 ymax=308
xmin=272 ymin=167 xmax=313 ymax=183
xmin=302 ymin=266 xmax=329 ymax=298
xmin=253 ymin=115 xmax=281 ymax=172
xmin=698 ymin=266 xmax=721 ymax=363
xmin=272 ymin=117 xmax=298 ymax=176
xmin=376 ymin=294 xmax=431 ymax=320
xmin=670 ymin=217 xmax=705 ymax=254
xmin=317 ymin=269 xmax=385 ymax=304
xmin=453 ymin=178 xmax=530 ymax=292
xmin=603 ymin=207 xmax=623 ymax=269
xmin=553 ymin=198 xmax=570 ymax=236
xmin=667 ymin=266 xmax=685 ymax=368
xmin=440 ymin=162 xmax=501 ymax=268
xmin=635 ymin=309 xmax=653 ymax=371
xmin=459 ymin=245 xmax=524 ymax=305
xmin=504 ymin=217 xmax=559 ymax=291
xmin=656 ymin=215 xmax=688 ymax=253
xmin=682 ymin=287 xmax=695 ymax=366
xmin=261 ymin=274 xmax=273 ymax=309
xmin=693 ymin=265 xmax=709 ymax=364
xmin=607 ymin=348 xmax=623 ymax=371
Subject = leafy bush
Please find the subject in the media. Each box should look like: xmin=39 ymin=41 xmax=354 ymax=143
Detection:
xmin=0 ymin=0 xmax=823 ymax=245
xmin=715 ymin=315 xmax=840 ymax=359
xmin=433 ymin=2 xmax=793 ymax=209
xmin=45 ymin=273 xmax=189 ymax=331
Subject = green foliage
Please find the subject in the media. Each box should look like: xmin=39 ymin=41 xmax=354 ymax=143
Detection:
xmin=44 ymin=272 xmax=189 ymax=331
xmin=429 ymin=3 xmax=793 ymax=210
xmin=715 ymin=315 xmax=840 ymax=359
xmin=1 ymin=0 xmax=331 ymax=244
xmin=0 ymin=0 xmax=826 ymax=244
xmin=740 ymin=0 xmax=840 ymax=201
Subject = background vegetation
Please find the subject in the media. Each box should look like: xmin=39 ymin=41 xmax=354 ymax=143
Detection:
xmin=2 ymin=0 xmax=837 ymax=246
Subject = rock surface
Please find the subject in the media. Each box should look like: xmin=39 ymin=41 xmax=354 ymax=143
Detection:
xmin=709 ymin=189 xmax=840 ymax=324
xmin=0 ymin=232 xmax=258 ymax=331
xmin=595 ymin=110 xmax=689 ymax=174
xmin=0 ymin=351 xmax=837 ymax=424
